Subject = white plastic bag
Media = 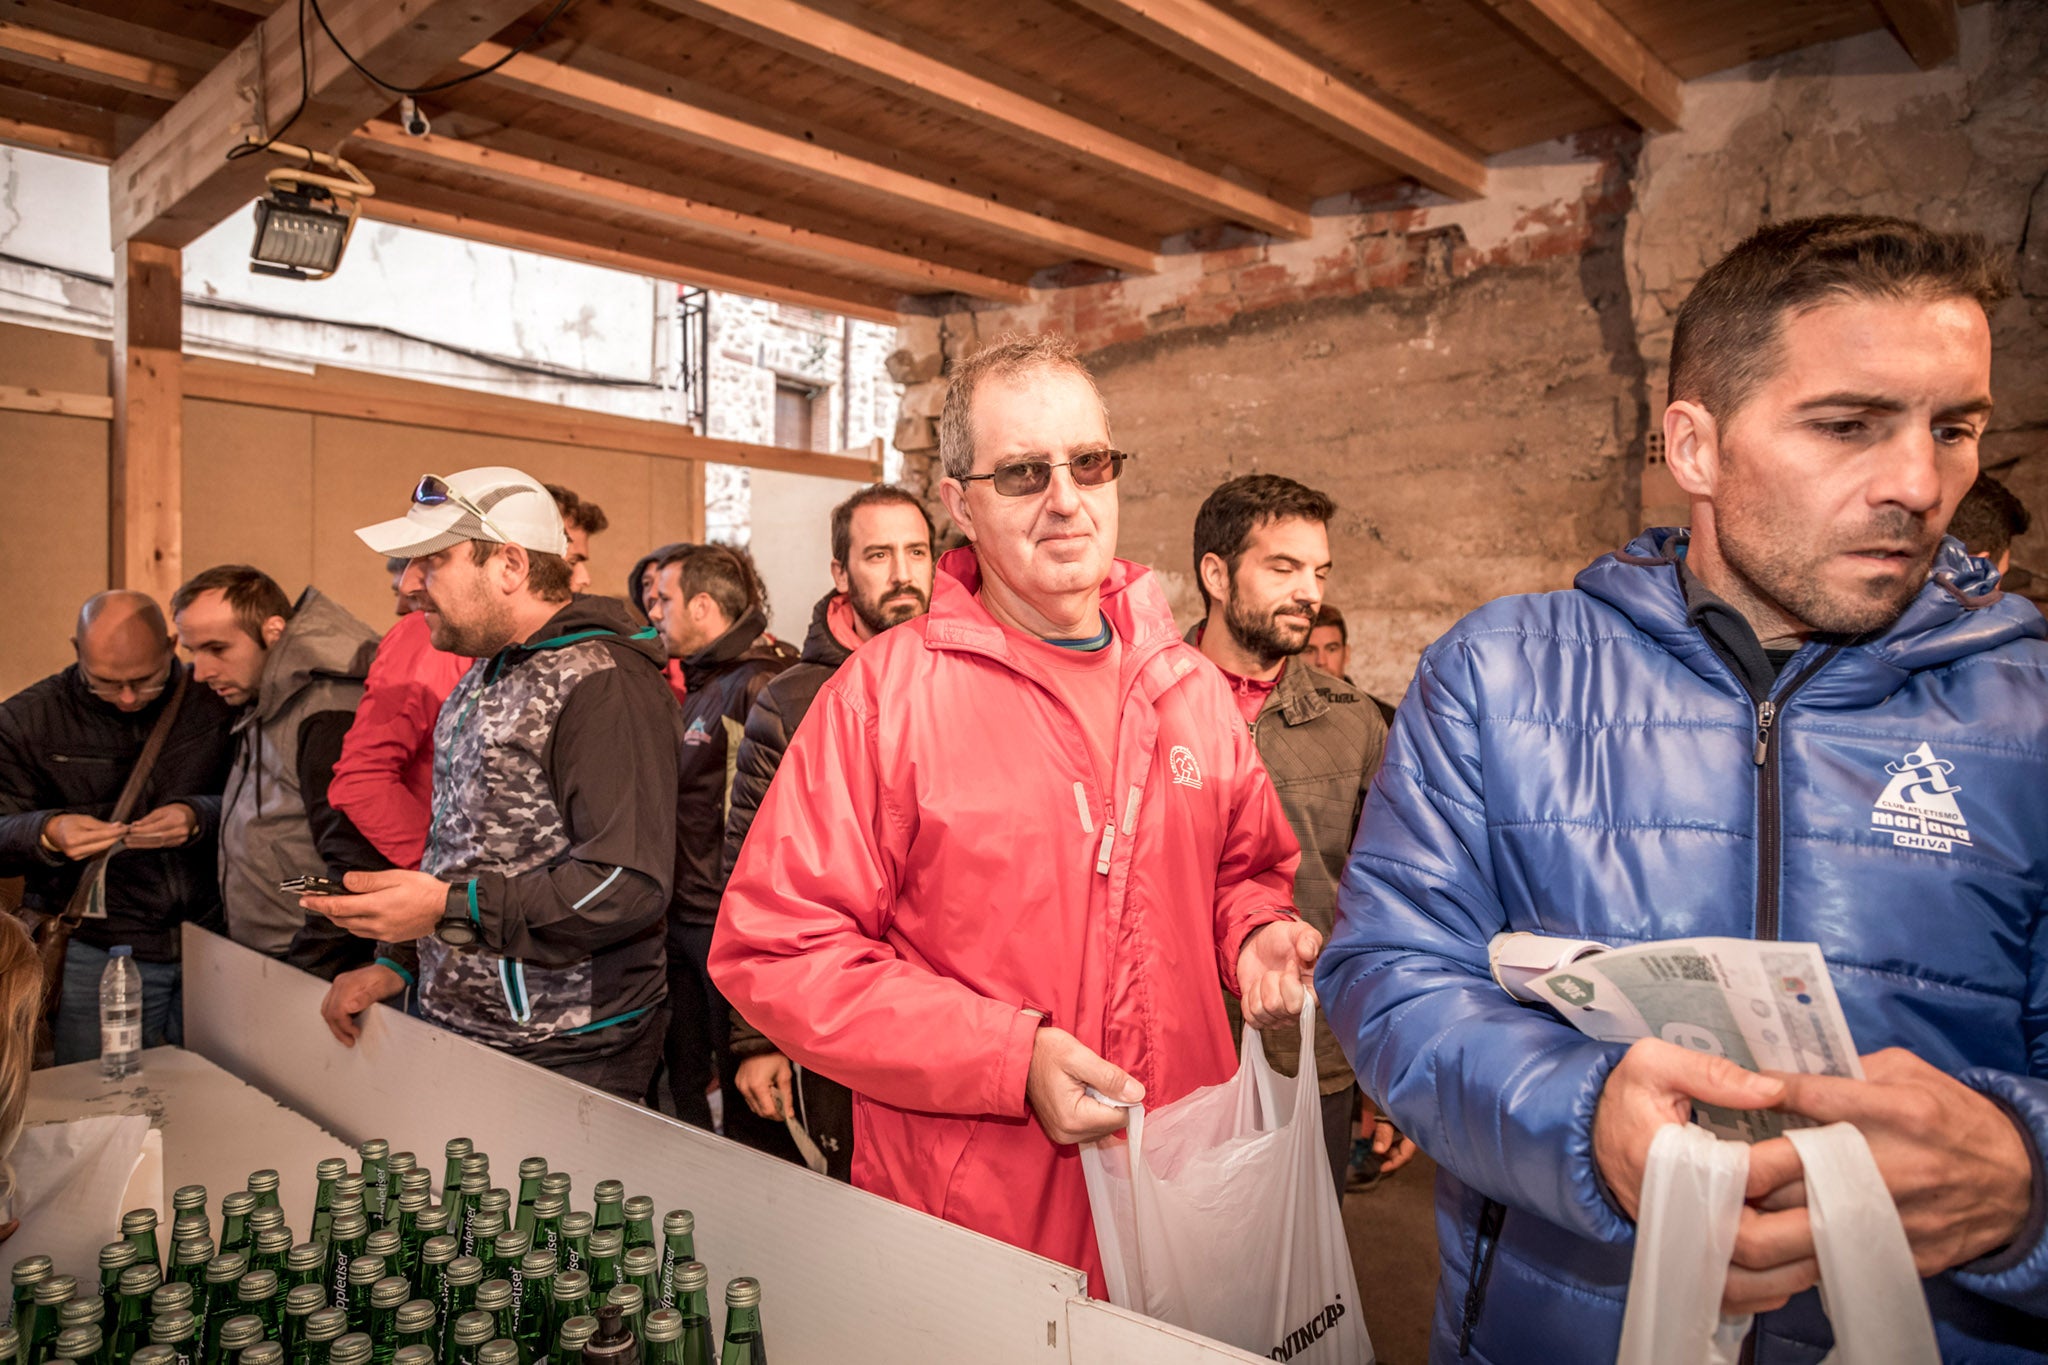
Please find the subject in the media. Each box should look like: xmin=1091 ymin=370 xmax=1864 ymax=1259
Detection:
xmin=1616 ymin=1121 xmax=1939 ymax=1365
xmin=1080 ymin=994 xmax=1372 ymax=1364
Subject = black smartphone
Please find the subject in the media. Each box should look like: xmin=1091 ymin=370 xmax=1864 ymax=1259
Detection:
xmin=280 ymin=874 xmax=352 ymax=896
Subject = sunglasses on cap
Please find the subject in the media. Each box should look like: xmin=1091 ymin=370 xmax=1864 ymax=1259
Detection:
xmin=957 ymin=448 xmax=1134 ymax=498
xmin=412 ymin=474 xmax=510 ymax=544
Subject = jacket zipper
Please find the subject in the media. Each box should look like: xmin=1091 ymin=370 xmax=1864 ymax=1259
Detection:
xmin=1456 ymin=1197 xmax=1507 ymax=1356
xmin=1749 ymin=649 xmax=1837 ymax=943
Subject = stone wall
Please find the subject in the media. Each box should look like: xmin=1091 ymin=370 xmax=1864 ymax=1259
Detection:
xmin=889 ymin=0 xmax=2048 ymax=700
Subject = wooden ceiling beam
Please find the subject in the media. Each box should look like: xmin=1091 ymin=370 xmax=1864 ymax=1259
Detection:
xmin=467 ymin=40 xmax=1161 ymax=275
xmin=650 ymin=0 xmax=1311 ymax=239
xmin=1474 ymin=0 xmax=1682 ymax=132
xmin=0 ymin=110 xmax=113 ymax=162
xmin=1871 ymin=0 xmax=1960 ymax=69
xmin=347 ymin=119 xmax=1033 ymax=302
xmin=359 ymin=175 xmax=909 ymax=324
xmin=0 ymin=21 xmax=198 ymax=100
xmin=109 ymin=0 xmax=535 ymax=248
xmin=1065 ymin=0 xmax=1486 ymax=200
xmin=1 ymin=1 xmax=231 ymax=76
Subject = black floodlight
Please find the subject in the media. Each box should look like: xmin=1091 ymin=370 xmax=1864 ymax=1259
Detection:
xmin=242 ymin=142 xmax=375 ymax=282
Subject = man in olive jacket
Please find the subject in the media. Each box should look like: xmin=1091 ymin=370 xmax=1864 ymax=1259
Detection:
xmin=1191 ymin=474 xmax=1415 ymax=1193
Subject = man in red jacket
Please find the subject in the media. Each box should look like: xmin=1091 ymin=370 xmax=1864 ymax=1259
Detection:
xmin=711 ymin=332 xmax=1317 ymax=1290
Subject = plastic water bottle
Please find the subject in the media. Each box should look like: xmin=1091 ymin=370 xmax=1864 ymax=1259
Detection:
xmin=100 ymin=945 xmax=143 ymax=1078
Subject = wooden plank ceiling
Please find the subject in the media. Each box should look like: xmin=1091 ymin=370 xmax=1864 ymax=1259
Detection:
xmin=0 ymin=0 xmax=1962 ymax=320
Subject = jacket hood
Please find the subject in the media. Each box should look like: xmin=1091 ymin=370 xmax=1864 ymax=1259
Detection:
xmin=1576 ymin=528 xmax=2047 ymax=700
xmin=511 ymin=593 xmax=668 ymax=670
xmin=800 ymin=590 xmax=857 ymax=669
xmin=681 ymin=600 xmax=772 ymax=689
xmin=925 ymin=546 xmax=1182 ymax=656
xmin=626 ymin=542 xmax=693 ymax=616
xmin=254 ymin=587 xmax=378 ymax=723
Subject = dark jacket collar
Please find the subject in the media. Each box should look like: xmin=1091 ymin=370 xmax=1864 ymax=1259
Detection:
xmin=681 ymin=601 xmax=772 ymax=691
xmin=799 ymin=591 xmax=856 ymax=670
xmin=493 ymin=594 xmax=665 ymax=673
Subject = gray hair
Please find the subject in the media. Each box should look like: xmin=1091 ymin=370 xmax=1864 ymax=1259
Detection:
xmin=936 ymin=331 xmax=1111 ymax=481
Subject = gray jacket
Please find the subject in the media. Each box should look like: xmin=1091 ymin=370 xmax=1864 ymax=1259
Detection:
xmin=219 ymin=588 xmax=379 ymax=957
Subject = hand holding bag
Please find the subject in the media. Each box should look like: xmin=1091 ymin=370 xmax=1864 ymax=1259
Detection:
xmin=1080 ymin=992 xmax=1373 ymax=1363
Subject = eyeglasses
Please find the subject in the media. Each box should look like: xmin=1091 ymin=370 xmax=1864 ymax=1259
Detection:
xmin=956 ymin=449 xmax=1133 ymax=498
xmin=413 ymin=474 xmax=510 ymax=544
xmin=83 ymin=657 xmax=173 ymax=703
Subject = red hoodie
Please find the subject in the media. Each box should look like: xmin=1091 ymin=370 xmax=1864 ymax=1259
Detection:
xmin=328 ymin=611 xmax=472 ymax=870
xmin=711 ymin=549 xmax=1300 ymax=1290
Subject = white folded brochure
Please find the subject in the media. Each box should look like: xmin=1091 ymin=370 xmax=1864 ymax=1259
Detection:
xmin=1490 ymin=932 xmax=1863 ymax=1140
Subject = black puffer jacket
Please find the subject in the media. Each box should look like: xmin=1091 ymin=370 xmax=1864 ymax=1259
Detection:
xmin=0 ymin=664 xmax=238 ymax=960
xmin=669 ymin=603 xmax=793 ymax=932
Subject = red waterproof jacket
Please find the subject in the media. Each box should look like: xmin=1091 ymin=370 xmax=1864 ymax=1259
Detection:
xmin=329 ymin=611 xmax=472 ymax=870
xmin=711 ymin=548 xmax=1301 ymax=1289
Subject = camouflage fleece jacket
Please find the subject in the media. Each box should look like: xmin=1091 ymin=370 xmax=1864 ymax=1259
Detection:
xmin=379 ymin=595 xmax=684 ymax=1066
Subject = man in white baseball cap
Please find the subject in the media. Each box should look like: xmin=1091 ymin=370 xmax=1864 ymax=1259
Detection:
xmin=304 ymin=466 xmax=683 ymax=1097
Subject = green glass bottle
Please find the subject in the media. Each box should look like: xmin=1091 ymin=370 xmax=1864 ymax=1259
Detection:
xmin=356 ymin=1143 xmax=389 ymax=1229
xmin=341 ymin=1259 xmax=386 ymax=1339
xmin=477 ymin=1192 xmax=511 ymax=1237
xmin=487 ymin=1232 xmax=529 ymax=1308
xmin=147 ymin=1309 xmax=199 ymax=1365
xmin=391 ymin=1196 xmax=428 ymax=1281
xmin=365 ymin=1279 xmax=409 ymax=1365
xmin=654 ymin=1215 xmax=693 ymax=1310
xmin=539 ymin=1173 xmax=571 ymax=1212
xmin=390 ymin=1349 xmax=430 ymax=1365
xmin=172 ymin=1215 xmax=211 ymax=1251
xmin=527 ymin=1198 xmax=565 ymax=1267
xmin=114 ymin=1264 xmax=161 ymax=1358
xmin=52 ymin=1323 xmax=103 ymax=1365
xmin=445 ymin=1313 xmax=493 ymax=1365
xmin=218 ymin=1196 xmax=258 ymax=1258
xmin=470 ymin=1284 xmax=513 ymax=1358
xmin=236 ymin=1271 xmax=283 ymax=1342
xmin=412 ymin=1241 xmax=454 ymax=1353
xmin=557 ymin=1216 xmax=592 ymax=1278
xmin=668 ymin=1264 xmax=709 ymax=1365
xmin=620 ymin=1251 xmax=657 ymax=1330
xmin=459 ymin=1155 xmax=490 ymax=1189
xmin=55 ymin=1298 xmax=102 ymax=1357
xmin=283 ymin=1246 xmax=324 ymax=1300
xmin=152 ymin=1281 xmax=197 ymax=1320
xmin=325 ymin=1332 xmax=371 ymax=1365
xmin=436 ymin=1259 xmax=482 ymax=1365
xmin=291 ymin=1310 xmax=345 ymax=1365
xmin=29 ymin=1273 xmax=77 ymax=1365
xmin=172 ymin=1241 xmax=215 ymax=1290
xmin=514 ymin=1251 xmax=554 ymax=1365
xmin=713 ymin=1280 xmax=761 ymax=1365
xmin=439 ymin=1142 xmax=473 ymax=1219
xmin=0 ymin=1324 xmax=14 ymax=1365
xmin=363 ymin=1234 xmax=401 ymax=1285
xmin=553 ymin=1316 xmax=596 ymax=1365
xmin=385 ymin=1154 xmax=417 ymax=1219
xmin=280 ymin=1285 xmax=326 ymax=1363
xmin=331 ymin=1175 xmax=366 ymax=1226
xmin=200 ymin=1254 xmax=250 ymax=1360
xmin=251 ymin=1232 xmax=293 ymax=1288
xmin=309 ymin=1161 xmax=347 ymax=1248
xmin=602 ymin=1287 xmax=642 ymax=1347
xmin=209 ymin=1315 xmax=263 ymax=1365
xmin=99 ymin=1244 xmax=139 ymax=1312
xmin=132 ymin=1342 xmax=177 ymax=1365
xmin=640 ymin=1309 xmax=684 ymax=1365
xmin=248 ymin=1208 xmax=287 ymax=1246
xmin=246 ymin=1171 xmax=282 ymax=1214
xmin=618 ymin=1202 xmax=654 ymax=1254
xmin=390 ymin=1301 xmax=434 ymax=1358
xmin=13 ymin=1254 xmax=52 ymax=1343
xmin=241 ymin=1341 xmax=283 ymax=1365
xmin=324 ymin=1217 xmax=368 ymax=1327
xmin=589 ymin=1186 xmax=624 ymax=1237
xmin=399 ymin=1173 xmax=431 ymax=1210
xmin=124 ymin=1208 xmax=164 ymax=1274
xmin=454 ymin=1178 xmax=489 ymax=1261
xmin=512 ymin=1161 xmax=547 ymax=1239
xmin=475 ymin=1340 xmax=517 ymax=1365
xmin=584 ymin=1234 xmax=622 ymax=1301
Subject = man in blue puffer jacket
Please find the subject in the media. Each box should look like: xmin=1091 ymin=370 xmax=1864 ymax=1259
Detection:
xmin=1319 ymin=214 xmax=2048 ymax=1363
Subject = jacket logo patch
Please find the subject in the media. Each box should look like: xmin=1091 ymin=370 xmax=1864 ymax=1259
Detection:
xmin=682 ymin=717 xmax=714 ymax=746
xmin=1871 ymin=741 xmax=1972 ymax=854
xmin=1169 ymin=745 xmax=1203 ymax=789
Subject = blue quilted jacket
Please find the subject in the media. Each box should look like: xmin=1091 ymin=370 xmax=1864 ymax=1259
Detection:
xmin=1318 ymin=530 xmax=2048 ymax=1363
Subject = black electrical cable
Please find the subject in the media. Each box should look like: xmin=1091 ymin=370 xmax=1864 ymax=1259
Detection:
xmin=306 ymin=0 xmax=576 ymax=97
xmin=225 ymin=0 xmax=311 ymax=162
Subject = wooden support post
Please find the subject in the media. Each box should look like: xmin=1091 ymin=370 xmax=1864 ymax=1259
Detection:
xmin=110 ymin=239 xmax=183 ymax=603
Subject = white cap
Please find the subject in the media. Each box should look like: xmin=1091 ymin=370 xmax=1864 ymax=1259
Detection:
xmin=354 ymin=467 xmax=569 ymax=560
